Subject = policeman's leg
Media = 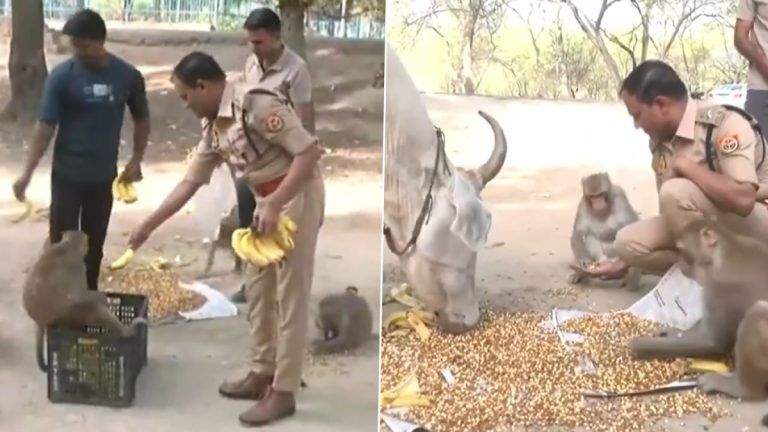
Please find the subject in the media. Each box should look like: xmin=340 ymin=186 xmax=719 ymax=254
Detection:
xmin=245 ymin=263 xmax=278 ymax=375
xmin=272 ymin=181 xmax=324 ymax=394
xmin=615 ymin=216 xmax=677 ymax=275
xmin=80 ymin=180 xmax=114 ymax=291
xmin=219 ymin=263 xmax=277 ymax=400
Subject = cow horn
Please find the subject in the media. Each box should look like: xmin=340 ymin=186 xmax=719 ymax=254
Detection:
xmin=475 ymin=110 xmax=508 ymax=185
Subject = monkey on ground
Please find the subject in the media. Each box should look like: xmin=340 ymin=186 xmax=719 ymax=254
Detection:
xmin=569 ymin=172 xmax=641 ymax=289
xmin=309 ymin=286 xmax=373 ymax=355
xmin=629 ymin=218 xmax=768 ymax=363
xmin=202 ymin=203 xmax=243 ymax=277
xmin=22 ymin=230 xmax=146 ymax=370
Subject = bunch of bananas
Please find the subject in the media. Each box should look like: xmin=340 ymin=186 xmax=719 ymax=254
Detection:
xmin=11 ymin=199 xmax=36 ymax=223
xmin=231 ymin=215 xmax=297 ymax=267
xmin=384 ymin=308 xmax=436 ymax=341
xmin=112 ymin=176 xmax=138 ymax=204
xmin=379 ymin=373 xmax=430 ymax=409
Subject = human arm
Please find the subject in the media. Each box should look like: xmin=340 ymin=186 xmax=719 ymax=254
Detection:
xmin=734 ymin=0 xmax=768 ymax=80
xmin=673 ymin=156 xmax=757 ymax=217
xmin=122 ymin=68 xmax=150 ymax=182
xmin=12 ymin=70 xmax=63 ymax=201
xmin=672 ymin=113 xmax=759 ymax=217
xmin=129 ymin=137 xmax=223 ymax=249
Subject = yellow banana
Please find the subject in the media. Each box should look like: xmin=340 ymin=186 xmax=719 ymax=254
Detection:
xmin=380 ymin=373 xmax=426 ymax=408
xmin=407 ymin=311 xmax=431 ymax=341
xmin=386 ymin=394 xmax=431 ymax=408
xmin=254 ymin=236 xmax=285 ymax=263
xmin=111 ymin=178 xmax=121 ymax=199
xmin=11 ymin=199 xmax=35 ymax=223
xmin=387 ymin=329 xmax=411 ymax=338
xmin=686 ymin=358 xmax=730 ymax=374
xmin=231 ymin=228 xmax=250 ymax=260
xmin=109 ymin=249 xmax=134 ymax=270
xmin=122 ymin=182 xmax=138 ymax=204
xmin=383 ymin=311 xmax=409 ymax=330
xmin=238 ymin=230 xmax=270 ymax=266
xmin=279 ymin=215 xmax=297 ymax=233
xmin=273 ymin=220 xmax=295 ymax=251
xmin=390 ymin=285 xmax=424 ymax=309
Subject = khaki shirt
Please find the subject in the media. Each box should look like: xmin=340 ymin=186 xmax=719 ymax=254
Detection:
xmin=242 ymin=45 xmax=312 ymax=104
xmin=651 ymin=99 xmax=768 ymax=191
xmin=738 ymin=0 xmax=768 ymax=90
xmin=184 ymin=81 xmax=318 ymax=187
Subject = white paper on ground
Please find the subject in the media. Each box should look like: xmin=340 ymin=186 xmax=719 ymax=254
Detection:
xmin=624 ymin=264 xmax=704 ymax=331
xmin=177 ymin=281 xmax=239 ymax=321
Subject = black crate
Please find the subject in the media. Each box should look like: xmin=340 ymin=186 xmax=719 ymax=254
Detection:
xmin=43 ymin=293 xmax=149 ymax=407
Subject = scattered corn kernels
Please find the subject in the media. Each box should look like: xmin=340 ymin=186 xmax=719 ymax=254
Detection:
xmin=101 ymin=266 xmax=206 ymax=320
xmin=380 ymin=310 xmax=726 ymax=432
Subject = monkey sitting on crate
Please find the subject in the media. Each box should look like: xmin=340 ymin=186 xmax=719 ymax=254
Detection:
xmin=568 ymin=172 xmax=641 ymax=290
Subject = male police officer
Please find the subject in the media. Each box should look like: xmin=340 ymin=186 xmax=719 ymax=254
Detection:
xmin=230 ymin=7 xmax=316 ymax=303
xmin=580 ymin=60 xmax=768 ymax=280
xmin=129 ymin=52 xmax=324 ymax=425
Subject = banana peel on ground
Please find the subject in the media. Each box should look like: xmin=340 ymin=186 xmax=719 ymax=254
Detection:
xmin=380 ymin=373 xmax=431 ymax=410
xmin=11 ymin=199 xmax=36 ymax=223
xmin=231 ymin=215 xmax=297 ymax=267
xmin=383 ymin=283 xmax=425 ymax=310
xmin=383 ymin=308 xmax=436 ymax=341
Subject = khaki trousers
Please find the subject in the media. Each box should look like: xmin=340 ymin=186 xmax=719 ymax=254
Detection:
xmin=615 ymin=177 xmax=768 ymax=274
xmin=243 ymin=174 xmax=325 ymax=393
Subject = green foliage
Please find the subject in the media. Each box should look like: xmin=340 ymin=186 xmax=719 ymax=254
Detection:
xmin=390 ymin=4 xmax=749 ymax=101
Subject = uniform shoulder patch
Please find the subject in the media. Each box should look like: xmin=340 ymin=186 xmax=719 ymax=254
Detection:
xmin=717 ymin=134 xmax=740 ymax=154
xmin=265 ymin=112 xmax=284 ymax=133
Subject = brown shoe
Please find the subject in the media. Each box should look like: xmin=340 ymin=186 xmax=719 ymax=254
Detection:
xmin=218 ymin=371 xmax=273 ymax=400
xmin=239 ymin=387 xmax=296 ymax=427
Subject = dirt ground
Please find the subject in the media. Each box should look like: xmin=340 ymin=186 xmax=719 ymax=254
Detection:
xmin=0 ymin=34 xmax=382 ymax=431
xmin=381 ymin=94 xmax=767 ymax=431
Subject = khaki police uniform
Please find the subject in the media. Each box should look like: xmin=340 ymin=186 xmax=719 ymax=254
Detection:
xmin=615 ymin=99 xmax=768 ymax=274
xmin=242 ymin=45 xmax=312 ymax=106
xmin=185 ymin=81 xmax=325 ymax=393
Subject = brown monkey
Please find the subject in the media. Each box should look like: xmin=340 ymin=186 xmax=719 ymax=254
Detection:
xmin=202 ymin=203 xmax=243 ymax=277
xmin=569 ymin=172 xmax=641 ymax=289
xmin=629 ymin=218 xmax=768 ymax=360
xmin=310 ymin=286 xmax=373 ymax=355
xmin=697 ymin=300 xmax=768 ymax=401
xmin=22 ymin=231 xmax=146 ymax=370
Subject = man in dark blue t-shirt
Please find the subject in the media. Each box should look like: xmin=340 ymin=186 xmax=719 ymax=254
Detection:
xmin=12 ymin=9 xmax=150 ymax=291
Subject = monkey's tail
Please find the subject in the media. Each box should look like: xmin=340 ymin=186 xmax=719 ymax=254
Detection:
xmin=762 ymin=412 xmax=768 ymax=428
xmin=35 ymin=324 xmax=47 ymax=372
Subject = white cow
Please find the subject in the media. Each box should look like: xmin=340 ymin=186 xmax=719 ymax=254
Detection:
xmin=383 ymin=43 xmax=508 ymax=333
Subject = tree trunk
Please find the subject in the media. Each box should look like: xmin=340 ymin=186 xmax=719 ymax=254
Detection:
xmin=279 ymin=0 xmax=308 ymax=61
xmin=3 ymin=0 xmax=47 ymax=124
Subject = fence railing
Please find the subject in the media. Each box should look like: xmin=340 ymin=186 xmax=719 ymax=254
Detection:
xmin=0 ymin=0 xmax=384 ymax=40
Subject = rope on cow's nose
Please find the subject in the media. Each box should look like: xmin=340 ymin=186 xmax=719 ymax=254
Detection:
xmin=383 ymin=126 xmax=450 ymax=256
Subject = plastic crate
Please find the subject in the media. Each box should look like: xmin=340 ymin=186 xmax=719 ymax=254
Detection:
xmin=42 ymin=292 xmax=149 ymax=407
